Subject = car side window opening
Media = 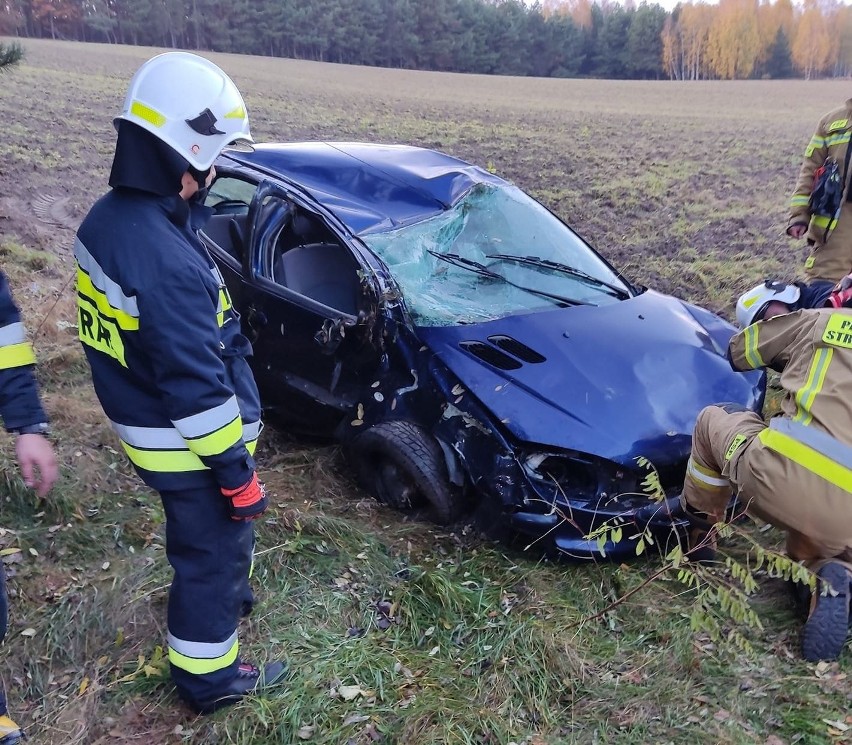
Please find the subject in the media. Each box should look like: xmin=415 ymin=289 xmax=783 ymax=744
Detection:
xmin=202 ymin=175 xmax=256 ymax=262
xmin=364 ymin=182 xmax=631 ymax=326
xmin=255 ymin=196 xmax=362 ymax=316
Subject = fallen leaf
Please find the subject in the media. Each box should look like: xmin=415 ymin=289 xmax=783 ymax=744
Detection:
xmin=823 ymin=719 xmax=849 ymax=732
xmin=297 ymin=724 xmax=315 ymax=740
xmin=338 ymin=685 xmax=363 ymax=701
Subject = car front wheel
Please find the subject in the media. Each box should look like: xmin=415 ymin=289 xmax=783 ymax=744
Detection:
xmin=347 ymin=420 xmax=462 ymax=525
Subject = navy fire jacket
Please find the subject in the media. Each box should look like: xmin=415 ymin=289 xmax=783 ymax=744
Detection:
xmin=0 ymin=271 xmax=48 ymax=432
xmin=74 ymin=190 xmax=261 ymax=492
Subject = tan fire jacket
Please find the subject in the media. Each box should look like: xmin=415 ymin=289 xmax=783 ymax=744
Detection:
xmin=788 ymin=100 xmax=852 ymax=282
xmin=729 ymin=308 xmax=852 ymax=492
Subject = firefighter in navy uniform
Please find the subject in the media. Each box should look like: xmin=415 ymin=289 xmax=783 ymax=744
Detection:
xmin=0 ymin=270 xmax=58 ymax=743
xmin=73 ymin=52 xmax=285 ymax=714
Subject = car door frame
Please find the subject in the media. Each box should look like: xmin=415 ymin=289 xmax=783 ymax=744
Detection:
xmin=235 ymin=175 xmax=381 ymax=433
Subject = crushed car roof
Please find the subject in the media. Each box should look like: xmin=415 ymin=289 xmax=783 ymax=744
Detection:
xmin=223 ymin=142 xmax=505 ymax=235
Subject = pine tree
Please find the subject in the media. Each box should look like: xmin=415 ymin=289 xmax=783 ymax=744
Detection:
xmin=0 ymin=41 xmax=23 ymax=70
xmin=765 ymin=27 xmax=794 ymax=79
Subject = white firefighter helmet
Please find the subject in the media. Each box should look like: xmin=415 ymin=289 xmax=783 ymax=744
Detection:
xmin=736 ymin=280 xmax=801 ymax=327
xmin=115 ymin=51 xmax=253 ymax=171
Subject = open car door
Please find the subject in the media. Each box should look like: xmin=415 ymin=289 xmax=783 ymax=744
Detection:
xmin=239 ymin=180 xmax=378 ymax=435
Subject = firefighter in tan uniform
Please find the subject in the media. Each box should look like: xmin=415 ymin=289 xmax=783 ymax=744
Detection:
xmin=788 ymin=100 xmax=852 ymax=282
xmin=641 ymin=281 xmax=852 ymax=661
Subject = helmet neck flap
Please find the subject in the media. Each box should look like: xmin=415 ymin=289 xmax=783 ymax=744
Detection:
xmin=109 ymin=120 xmax=190 ymax=197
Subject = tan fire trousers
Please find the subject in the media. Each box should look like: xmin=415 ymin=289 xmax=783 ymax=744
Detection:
xmin=683 ymin=405 xmax=852 ymax=573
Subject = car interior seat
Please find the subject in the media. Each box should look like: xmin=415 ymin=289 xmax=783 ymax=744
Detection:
xmin=228 ymin=217 xmax=246 ymax=259
xmin=199 ymin=213 xmax=247 ymax=262
xmin=273 ymin=244 xmax=360 ymax=315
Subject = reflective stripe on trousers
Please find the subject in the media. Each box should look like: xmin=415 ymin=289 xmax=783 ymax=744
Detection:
xmin=168 ymin=630 xmax=239 ymax=675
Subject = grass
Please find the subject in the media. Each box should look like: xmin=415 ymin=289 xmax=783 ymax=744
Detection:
xmin=0 ymin=38 xmax=848 ymax=744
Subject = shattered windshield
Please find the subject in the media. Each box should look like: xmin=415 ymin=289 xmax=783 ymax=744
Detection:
xmin=363 ymin=183 xmax=631 ymax=326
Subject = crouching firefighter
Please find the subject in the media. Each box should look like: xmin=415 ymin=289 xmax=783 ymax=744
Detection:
xmin=73 ymin=52 xmax=286 ymax=713
xmin=636 ymin=287 xmax=852 ymax=662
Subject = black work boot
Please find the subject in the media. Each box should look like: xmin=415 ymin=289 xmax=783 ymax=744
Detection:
xmin=801 ymin=562 xmax=851 ymax=662
xmin=189 ymin=660 xmax=288 ymax=715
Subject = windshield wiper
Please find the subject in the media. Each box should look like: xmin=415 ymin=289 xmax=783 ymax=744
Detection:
xmin=485 ymin=253 xmax=630 ymax=299
xmin=428 ymin=250 xmax=593 ymax=307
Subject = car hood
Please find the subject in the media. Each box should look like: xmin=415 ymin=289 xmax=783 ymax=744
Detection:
xmin=417 ymin=290 xmax=764 ymax=467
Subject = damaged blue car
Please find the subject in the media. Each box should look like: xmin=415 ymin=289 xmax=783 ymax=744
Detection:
xmin=199 ymin=142 xmax=764 ymax=559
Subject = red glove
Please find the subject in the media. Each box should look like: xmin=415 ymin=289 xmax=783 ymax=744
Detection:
xmin=221 ymin=472 xmax=268 ymax=521
xmin=826 ymin=286 xmax=852 ymax=309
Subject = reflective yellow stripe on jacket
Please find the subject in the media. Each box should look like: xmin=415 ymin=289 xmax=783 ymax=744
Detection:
xmin=0 ymin=322 xmax=35 ymax=369
xmin=174 ymin=395 xmax=243 ymax=457
xmin=75 ymin=238 xmax=139 ymax=367
xmin=742 ymin=324 xmax=765 ymax=370
xmin=112 ymin=418 xmax=261 ymax=474
xmin=212 ymin=266 xmax=232 ymax=328
xmin=793 ymin=347 xmax=833 ymax=426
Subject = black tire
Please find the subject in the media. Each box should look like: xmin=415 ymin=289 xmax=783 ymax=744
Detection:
xmin=348 ymin=420 xmax=462 ymax=525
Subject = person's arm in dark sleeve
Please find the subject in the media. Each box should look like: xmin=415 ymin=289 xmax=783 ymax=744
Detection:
xmin=0 ymin=272 xmax=48 ymax=431
xmin=137 ymin=265 xmax=253 ymax=490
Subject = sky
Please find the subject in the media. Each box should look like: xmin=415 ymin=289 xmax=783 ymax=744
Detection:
xmin=526 ymin=0 xmax=852 ymax=13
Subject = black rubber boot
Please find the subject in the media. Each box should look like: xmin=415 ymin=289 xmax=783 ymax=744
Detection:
xmin=801 ymin=562 xmax=851 ymax=662
xmin=189 ymin=660 xmax=288 ymax=715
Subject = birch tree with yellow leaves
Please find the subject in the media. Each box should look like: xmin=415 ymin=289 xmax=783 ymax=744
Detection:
xmin=705 ymin=0 xmax=762 ymax=79
xmin=791 ymin=0 xmax=839 ymax=78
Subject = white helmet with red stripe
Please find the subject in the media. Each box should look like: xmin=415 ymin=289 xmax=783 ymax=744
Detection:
xmin=115 ymin=51 xmax=252 ymax=171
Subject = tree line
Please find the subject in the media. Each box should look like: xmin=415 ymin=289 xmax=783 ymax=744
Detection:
xmin=1 ymin=0 xmax=851 ymax=80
